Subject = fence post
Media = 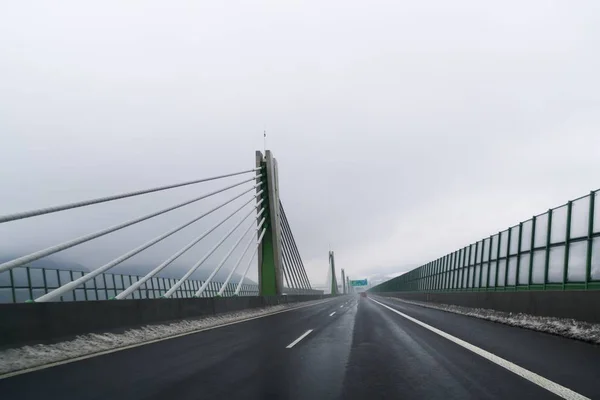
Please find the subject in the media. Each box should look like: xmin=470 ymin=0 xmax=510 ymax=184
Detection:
xmin=504 ymin=229 xmax=511 ymax=290
xmin=529 ymin=217 xmax=536 ymax=288
xmin=563 ymin=201 xmax=573 ymax=289
xmin=494 ymin=233 xmax=501 ymax=290
xmin=486 ymin=236 xmax=493 ymax=289
xmin=256 ymin=151 xmax=284 ymax=296
xmin=544 ymin=209 xmax=553 ymax=289
xmin=586 ymin=192 xmax=595 ymax=289
xmin=516 ymin=223 xmax=523 ymax=287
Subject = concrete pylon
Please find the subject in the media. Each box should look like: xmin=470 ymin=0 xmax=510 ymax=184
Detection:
xmin=256 ymin=150 xmax=284 ymax=296
xmin=329 ymin=251 xmax=338 ymax=295
xmin=347 ymin=276 xmax=351 ymax=294
xmin=341 ymin=269 xmax=346 ymax=294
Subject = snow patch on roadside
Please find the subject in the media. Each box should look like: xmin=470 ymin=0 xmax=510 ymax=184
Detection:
xmin=0 ymin=300 xmax=322 ymax=376
xmin=385 ymin=297 xmax=600 ymax=345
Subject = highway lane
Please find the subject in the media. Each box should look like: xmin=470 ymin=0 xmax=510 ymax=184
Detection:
xmin=1 ymin=294 xmax=599 ymax=399
xmin=343 ymin=297 xmax=599 ymax=399
xmin=0 ymin=296 xmax=355 ymax=400
xmin=370 ymin=296 xmax=600 ymax=399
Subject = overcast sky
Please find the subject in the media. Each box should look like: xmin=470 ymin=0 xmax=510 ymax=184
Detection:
xmin=1 ymin=1 xmax=600 ymax=286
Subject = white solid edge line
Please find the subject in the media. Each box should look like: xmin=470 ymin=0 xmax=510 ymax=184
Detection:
xmin=286 ymin=329 xmax=314 ymax=349
xmin=0 ymin=298 xmax=335 ymax=380
xmin=369 ymin=298 xmax=589 ymax=400
xmin=329 ymin=312 xmax=336 ymax=316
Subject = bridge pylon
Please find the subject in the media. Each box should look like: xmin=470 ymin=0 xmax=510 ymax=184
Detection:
xmin=329 ymin=251 xmax=338 ymax=295
xmin=256 ymin=150 xmax=284 ymax=296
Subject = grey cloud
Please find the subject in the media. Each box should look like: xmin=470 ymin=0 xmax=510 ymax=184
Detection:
xmin=1 ymin=1 xmax=600 ymax=285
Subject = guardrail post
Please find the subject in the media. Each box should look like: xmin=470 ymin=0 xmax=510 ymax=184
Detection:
xmin=256 ymin=150 xmax=284 ymax=296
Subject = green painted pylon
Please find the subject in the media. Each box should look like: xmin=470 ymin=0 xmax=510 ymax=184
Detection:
xmin=256 ymin=150 xmax=284 ymax=296
xmin=329 ymin=251 xmax=338 ymax=295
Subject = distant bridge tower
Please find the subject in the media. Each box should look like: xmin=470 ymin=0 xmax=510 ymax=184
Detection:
xmin=341 ymin=268 xmax=346 ymax=294
xmin=347 ymin=276 xmax=351 ymax=294
xmin=329 ymin=251 xmax=338 ymax=295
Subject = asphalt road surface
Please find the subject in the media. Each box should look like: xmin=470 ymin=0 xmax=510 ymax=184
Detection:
xmin=1 ymin=295 xmax=599 ymax=399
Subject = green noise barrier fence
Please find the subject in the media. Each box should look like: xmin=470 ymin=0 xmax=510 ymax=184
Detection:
xmin=0 ymin=266 xmax=259 ymax=303
xmin=371 ymin=189 xmax=600 ymax=293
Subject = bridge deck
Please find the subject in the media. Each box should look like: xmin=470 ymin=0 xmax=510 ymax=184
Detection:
xmin=1 ymin=296 xmax=598 ymax=399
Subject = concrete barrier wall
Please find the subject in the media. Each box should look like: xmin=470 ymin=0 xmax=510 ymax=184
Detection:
xmin=0 ymin=294 xmax=332 ymax=347
xmin=380 ymin=291 xmax=600 ymax=323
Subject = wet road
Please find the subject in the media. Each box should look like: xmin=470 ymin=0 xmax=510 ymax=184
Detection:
xmin=1 ymin=295 xmax=599 ymax=399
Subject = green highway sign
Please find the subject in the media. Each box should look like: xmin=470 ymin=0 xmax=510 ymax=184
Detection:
xmin=350 ymin=279 xmax=368 ymax=287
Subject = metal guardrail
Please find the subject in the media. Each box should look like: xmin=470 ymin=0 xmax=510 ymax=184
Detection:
xmin=371 ymin=189 xmax=600 ymax=293
xmin=0 ymin=266 xmax=259 ymax=303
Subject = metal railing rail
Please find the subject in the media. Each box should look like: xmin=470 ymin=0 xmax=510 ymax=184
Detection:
xmin=0 ymin=265 xmax=259 ymax=303
xmin=371 ymin=189 xmax=600 ymax=293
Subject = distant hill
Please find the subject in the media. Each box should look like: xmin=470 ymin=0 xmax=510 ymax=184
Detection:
xmin=0 ymin=254 xmax=257 ymax=285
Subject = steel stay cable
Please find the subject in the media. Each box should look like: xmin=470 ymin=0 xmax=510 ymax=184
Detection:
xmin=280 ymin=203 xmax=309 ymax=289
xmin=280 ymin=225 xmax=309 ymax=291
xmin=234 ymin=228 xmax=267 ymax=296
xmin=286 ymin=242 xmax=306 ymax=290
xmin=0 ymin=177 xmax=261 ymax=275
xmin=280 ymin=247 xmax=294 ymax=292
xmin=282 ymin=244 xmax=302 ymax=291
xmin=279 ymin=240 xmax=295 ymax=290
xmin=281 ymin=249 xmax=296 ymax=292
xmin=279 ymin=215 xmax=304 ymax=291
xmin=163 ymin=199 xmax=264 ymax=298
xmin=280 ymin=208 xmax=310 ymax=290
xmin=194 ymin=208 xmax=265 ymax=297
xmin=280 ymin=203 xmax=312 ymax=288
xmin=217 ymin=218 xmax=266 ymax=296
xmin=0 ymin=169 xmax=260 ymax=224
xmin=283 ymin=237 xmax=304 ymax=291
xmin=34 ymin=188 xmax=262 ymax=303
xmin=285 ymin=219 xmax=312 ymax=290
xmin=114 ymin=188 xmax=262 ymax=300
